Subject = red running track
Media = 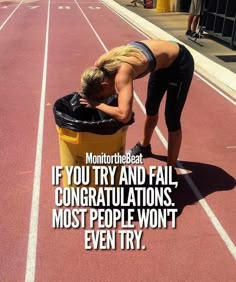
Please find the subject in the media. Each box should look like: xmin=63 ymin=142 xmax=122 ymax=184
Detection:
xmin=0 ymin=0 xmax=235 ymax=281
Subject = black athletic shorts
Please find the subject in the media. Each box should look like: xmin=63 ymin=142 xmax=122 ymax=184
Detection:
xmin=145 ymin=43 xmax=194 ymax=131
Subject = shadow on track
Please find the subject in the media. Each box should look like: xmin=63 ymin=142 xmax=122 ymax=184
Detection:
xmin=147 ymin=154 xmax=236 ymax=218
xmin=101 ymin=157 xmax=235 ymax=223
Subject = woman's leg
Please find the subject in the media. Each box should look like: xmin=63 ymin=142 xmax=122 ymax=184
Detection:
xmin=167 ymin=129 xmax=182 ymax=166
xmin=142 ymin=114 xmax=159 ymax=147
xmin=165 ymin=47 xmax=194 ymax=168
xmin=141 ymin=70 xmax=167 ymax=148
xmin=128 ymin=70 xmax=167 ymax=157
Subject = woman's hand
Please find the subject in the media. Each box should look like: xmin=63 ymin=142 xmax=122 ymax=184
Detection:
xmin=79 ymin=97 xmax=99 ymax=108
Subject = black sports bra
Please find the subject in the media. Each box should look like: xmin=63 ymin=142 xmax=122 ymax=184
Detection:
xmin=128 ymin=41 xmax=156 ymax=78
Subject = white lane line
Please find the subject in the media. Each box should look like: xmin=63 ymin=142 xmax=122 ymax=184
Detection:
xmin=0 ymin=0 xmax=39 ymax=8
xmin=79 ymin=1 xmax=236 ymax=260
xmin=134 ymin=93 xmax=236 ymax=261
xmin=73 ymin=0 xmax=107 ymax=51
xmin=25 ymin=0 xmax=51 ymax=281
xmin=0 ymin=0 xmax=24 ymax=31
xmin=194 ymin=72 xmax=236 ymax=106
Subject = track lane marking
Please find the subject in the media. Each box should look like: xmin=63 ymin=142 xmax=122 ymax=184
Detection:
xmin=0 ymin=0 xmax=24 ymax=31
xmin=25 ymin=0 xmax=51 ymax=281
xmin=194 ymin=72 xmax=236 ymax=106
xmin=133 ymin=94 xmax=236 ymax=261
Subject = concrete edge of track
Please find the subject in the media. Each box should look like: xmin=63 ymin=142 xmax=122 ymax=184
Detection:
xmin=101 ymin=0 xmax=236 ymax=100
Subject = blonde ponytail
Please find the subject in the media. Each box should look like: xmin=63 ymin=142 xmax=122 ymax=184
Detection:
xmin=96 ymin=45 xmax=144 ymax=72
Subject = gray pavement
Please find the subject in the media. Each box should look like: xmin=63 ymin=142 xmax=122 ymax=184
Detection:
xmin=114 ymin=0 xmax=236 ymax=74
xmin=102 ymin=0 xmax=236 ymax=99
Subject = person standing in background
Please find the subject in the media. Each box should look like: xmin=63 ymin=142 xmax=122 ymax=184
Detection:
xmin=186 ymin=0 xmax=203 ymax=37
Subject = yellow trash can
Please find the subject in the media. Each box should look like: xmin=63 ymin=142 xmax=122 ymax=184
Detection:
xmin=53 ymin=93 xmax=134 ymax=189
xmin=156 ymin=0 xmax=170 ymax=13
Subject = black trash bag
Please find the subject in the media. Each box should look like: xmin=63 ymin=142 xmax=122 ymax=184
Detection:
xmin=53 ymin=92 xmax=135 ymax=135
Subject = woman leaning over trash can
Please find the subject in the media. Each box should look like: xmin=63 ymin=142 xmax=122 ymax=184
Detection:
xmin=79 ymin=39 xmax=194 ymax=178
